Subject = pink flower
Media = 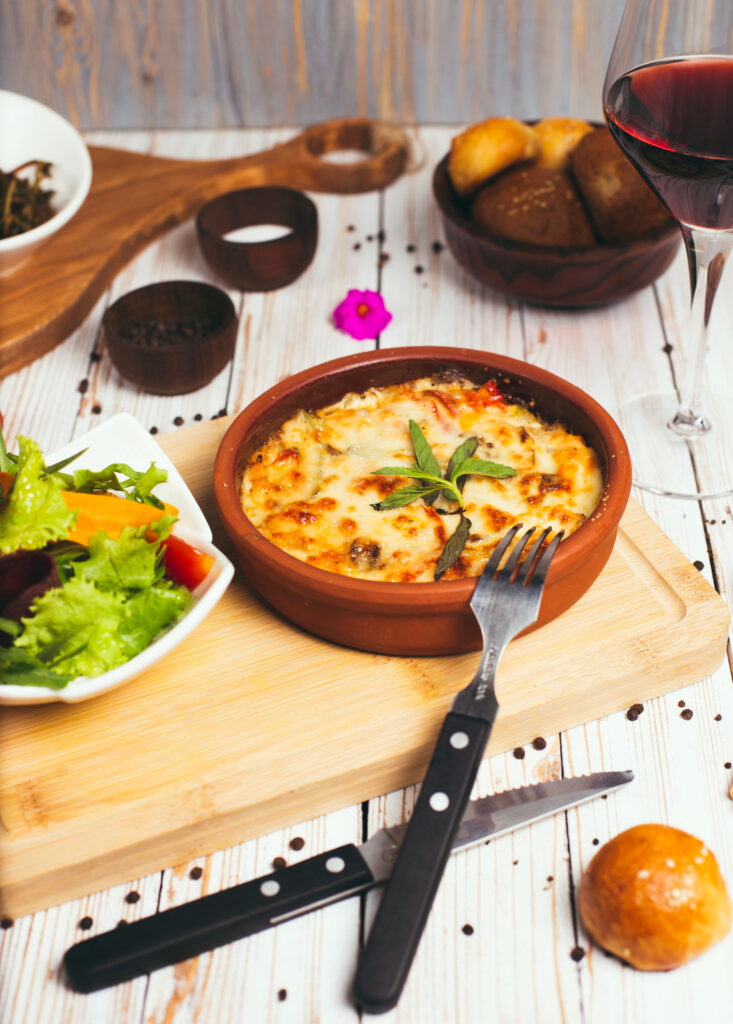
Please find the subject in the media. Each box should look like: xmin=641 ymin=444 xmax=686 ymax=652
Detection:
xmin=332 ymin=289 xmax=392 ymax=341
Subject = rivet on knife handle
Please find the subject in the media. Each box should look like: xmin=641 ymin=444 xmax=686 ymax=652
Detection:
xmin=353 ymin=711 xmax=491 ymax=1014
xmin=63 ymin=844 xmax=373 ymax=993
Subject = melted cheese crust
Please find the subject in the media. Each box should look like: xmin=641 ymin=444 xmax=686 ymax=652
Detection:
xmin=240 ymin=373 xmax=603 ymax=582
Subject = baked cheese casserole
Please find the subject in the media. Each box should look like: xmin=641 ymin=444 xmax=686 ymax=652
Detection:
xmin=239 ymin=372 xmax=603 ymax=582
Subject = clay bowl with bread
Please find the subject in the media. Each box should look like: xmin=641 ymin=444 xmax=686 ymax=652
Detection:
xmin=433 ymin=117 xmax=680 ymax=308
xmin=214 ymin=346 xmax=631 ymax=656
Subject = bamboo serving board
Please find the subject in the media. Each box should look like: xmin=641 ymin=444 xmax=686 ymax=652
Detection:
xmin=0 ymin=417 xmax=729 ymax=918
xmin=0 ymin=117 xmax=409 ymax=376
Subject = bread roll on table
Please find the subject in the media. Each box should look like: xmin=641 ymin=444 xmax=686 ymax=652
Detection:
xmin=579 ymin=823 xmax=732 ymax=971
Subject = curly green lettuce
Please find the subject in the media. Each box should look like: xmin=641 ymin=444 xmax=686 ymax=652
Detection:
xmin=14 ymin=523 xmax=190 ymax=681
xmin=0 ymin=436 xmax=76 ymax=555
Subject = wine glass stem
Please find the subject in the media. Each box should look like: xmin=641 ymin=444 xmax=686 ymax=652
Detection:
xmin=669 ymin=226 xmax=731 ymax=437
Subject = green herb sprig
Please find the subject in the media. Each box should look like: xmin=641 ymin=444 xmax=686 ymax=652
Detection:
xmin=371 ymin=420 xmax=516 ymax=511
xmin=370 ymin=420 xmax=516 ymax=579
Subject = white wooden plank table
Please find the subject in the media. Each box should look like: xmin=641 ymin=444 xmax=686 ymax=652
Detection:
xmin=1 ymin=126 xmax=732 ymax=1024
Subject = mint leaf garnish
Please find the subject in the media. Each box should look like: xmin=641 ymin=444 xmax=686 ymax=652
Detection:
xmin=370 ymin=423 xmax=516 ymax=578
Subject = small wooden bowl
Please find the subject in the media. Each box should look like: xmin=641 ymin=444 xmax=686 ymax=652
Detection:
xmin=102 ymin=281 xmax=237 ymax=395
xmin=196 ymin=187 xmax=318 ymax=291
xmin=432 ymin=154 xmax=680 ymax=307
xmin=214 ymin=346 xmax=632 ymax=656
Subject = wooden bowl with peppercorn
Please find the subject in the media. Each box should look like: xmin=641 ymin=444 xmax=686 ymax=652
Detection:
xmin=0 ymin=90 xmax=92 ymax=278
xmin=213 ymin=346 xmax=631 ymax=655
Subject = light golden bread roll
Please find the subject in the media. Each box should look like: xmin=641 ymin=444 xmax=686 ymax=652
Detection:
xmin=571 ymin=127 xmax=672 ymax=242
xmin=534 ymin=117 xmax=594 ymax=169
xmin=579 ymin=824 xmax=732 ymax=971
xmin=471 ymin=165 xmax=597 ymax=247
xmin=448 ymin=117 xmax=540 ymax=196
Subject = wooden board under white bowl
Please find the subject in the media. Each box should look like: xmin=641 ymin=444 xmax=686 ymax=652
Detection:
xmin=0 ymin=416 xmax=728 ymax=918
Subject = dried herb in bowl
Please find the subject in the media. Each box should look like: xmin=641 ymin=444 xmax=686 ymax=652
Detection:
xmin=0 ymin=160 xmax=55 ymax=239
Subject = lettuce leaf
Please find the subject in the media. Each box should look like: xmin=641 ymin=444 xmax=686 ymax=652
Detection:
xmin=0 ymin=436 xmax=76 ymax=555
xmin=59 ymin=461 xmax=169 ymax=508
xmin=15 ymin=523 xmax=190 ymax=680
xmin=72 ymin=520 xmax=174 ymax=592
xmin=0 ymin=644 xmax=72 ymax=687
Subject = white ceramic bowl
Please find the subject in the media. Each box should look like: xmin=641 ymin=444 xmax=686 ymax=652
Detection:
xmin=0 ymin=414 xmax=234 ymax=705
xmin=0 ymin=90 xmax=92 ymax=277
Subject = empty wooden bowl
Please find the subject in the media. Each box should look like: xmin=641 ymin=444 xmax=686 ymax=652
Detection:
xmin=102 ymin=280 xmax=237 ymax=395
xmin=196 ymin=187 xmax=318 ymax=291
xmin=432 ymin=154 xmax=680 ymax=307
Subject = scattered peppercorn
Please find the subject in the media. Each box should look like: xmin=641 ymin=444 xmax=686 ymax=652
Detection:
xmin=461 ymin=923 xmax=474 ymax=935
xmin=715 ymin=714 xmax=722 ymax=722
xmin=218 ymin=408 xmax=227 ymax=418
xmin=194 ymin=413 xmax=202 ymax=421
xmin=681 ymin=708 xmax=694 ymax=720
xmin=532 ymin=736 xmax=547 ymax=750
xmin=725 ymin=762 xmax=731 ymax=770
xmin=189 ymin=866 xmax=203 ymax=880
xmin=353 ymin=242 xmax=361 ymax=250
xmin=90 ymin=351 xmax=101 ymax=362
xmin=272 ymin=856 xmax=287 ymax=870
xmin=513 ymin=746 xmax=526 ymax=759
xmin=124 ymin=891 xmax=140 ymax=904
xmin=406 ymin=243 xmax=416 ymax=252
xmin=347 ymin=225 xmax=355 ymax=232
xmin=693 ymin=560 xmax=705 ymax=570
xmin=366 ymin=234 xmax=374 ymax=241
xmin=78 ymin=378 xmax=89 ymax=394
xmin=278 ymin=988 xmax=287 ymax=1001
xmin=592 ymin=838 xmax=599 ymax=846
xmin=626 ymin=709 xmax=638 ymax=721
xmin=289 ymin=836 xmax=305 ymax=851
xmin=92 ymin=404 xmax=102 ymax=415
xmin=570 ymin=946 xmax=586 ymax=962
xmin=173 ymin=416 xmax=184 ymax=426
xmin=678 ymin=700 xmax=686 ymax=707
xmin=414 ymin=265 xmax=425 ymax=274
xmin=662 ymin=342 xmax=673 ymax=354
xmin=1 ymin=918 xmax=13 ymax=929
xmin=149 ymin=426 xmax=158 ymax=434
xmin=546 ymin=875 xmax=554 ymax=883
xmin=79 ymin=916 xmax=93 ymax=930
xmin=431 ymin=240 xmax=444 ymax=253
xmin=116 ymin=920 xmax=128 ymax=928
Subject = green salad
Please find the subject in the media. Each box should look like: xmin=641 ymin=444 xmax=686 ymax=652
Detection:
xmin=0 ymin=429 xmax=196 ymax=688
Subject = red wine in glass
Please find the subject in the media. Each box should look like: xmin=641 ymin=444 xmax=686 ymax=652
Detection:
xmin=604 ymin=56 xmax=733 ymax=230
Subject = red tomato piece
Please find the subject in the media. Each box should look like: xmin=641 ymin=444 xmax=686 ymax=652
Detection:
xmin=163 ymin=534 xmax=214 ymax=590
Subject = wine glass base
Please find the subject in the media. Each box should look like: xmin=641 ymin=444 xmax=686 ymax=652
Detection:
xmin=613 ymin=391 xmax=733 ymax=500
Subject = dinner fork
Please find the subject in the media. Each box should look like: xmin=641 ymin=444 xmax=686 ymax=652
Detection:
xmin=353 ymin=524 xmax=564 ymax=1015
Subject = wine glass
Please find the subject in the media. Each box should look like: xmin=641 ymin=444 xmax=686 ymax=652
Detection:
xmin=603 ymin=0 xmax=733 ymax=499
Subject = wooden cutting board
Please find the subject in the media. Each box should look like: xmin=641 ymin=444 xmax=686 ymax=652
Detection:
xmin=0 ymin=416 xmax=728 ymax=918
xmin=0 ymin=117 xmax=409 ymax=376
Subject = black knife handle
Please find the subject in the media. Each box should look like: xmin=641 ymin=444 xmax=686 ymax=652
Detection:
xmin=353 ymin=712 xmax=491 ymax=1014
xmin=63 ymin=843 xmax=373 ymax=993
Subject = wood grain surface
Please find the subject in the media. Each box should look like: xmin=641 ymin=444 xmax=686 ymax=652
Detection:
xmin=0 ymin=118 xmax=408 ymax=376
xmin=1 ymin=126 xmax=732 ymax=1024
xmin=1 ymin=1 xmax=629 ymax=129
xmin=0 ymin=406 xmax=727 ymax=918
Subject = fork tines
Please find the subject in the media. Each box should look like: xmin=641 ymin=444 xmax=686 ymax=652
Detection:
xmin=487 ymin=525 xmax=564 ymax=586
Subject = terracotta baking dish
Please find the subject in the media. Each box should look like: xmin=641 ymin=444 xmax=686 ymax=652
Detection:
xmin=214 ymin=347 xmax=631 ymax=655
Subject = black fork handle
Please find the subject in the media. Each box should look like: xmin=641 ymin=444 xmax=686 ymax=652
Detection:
xmin=353 ymin=711 xmax=492 ymax=1014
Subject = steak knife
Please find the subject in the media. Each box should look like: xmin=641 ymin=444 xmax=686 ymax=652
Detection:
xmin=63 ymin=770 xmax=632 ymax=993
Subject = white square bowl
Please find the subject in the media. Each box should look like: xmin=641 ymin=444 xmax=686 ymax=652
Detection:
xmin=0 ymin=413 xmax=234 ymax=704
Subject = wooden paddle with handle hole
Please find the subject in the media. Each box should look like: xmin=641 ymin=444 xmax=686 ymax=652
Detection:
xmin=0 ymin=117 xmax=411 ymax=376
